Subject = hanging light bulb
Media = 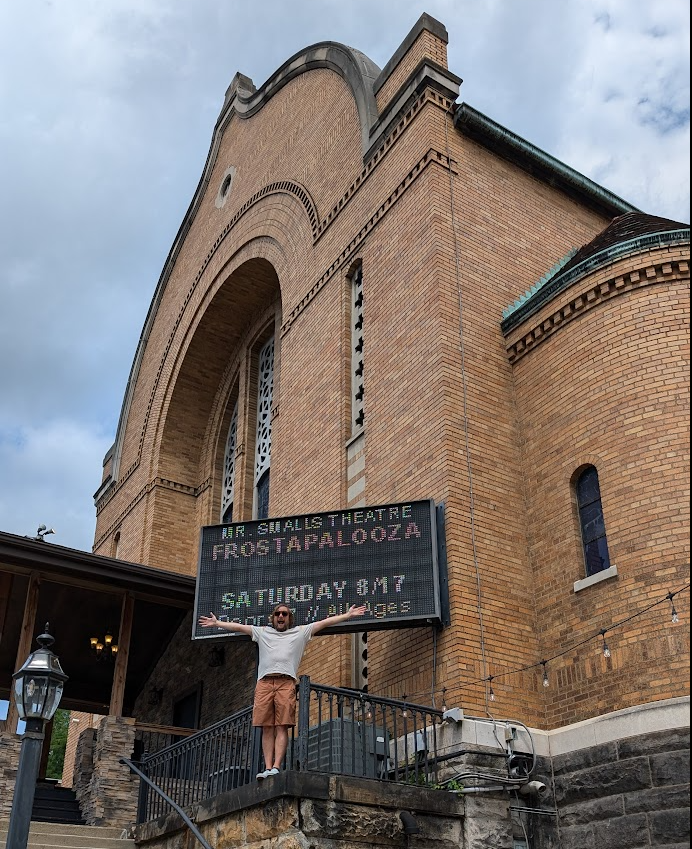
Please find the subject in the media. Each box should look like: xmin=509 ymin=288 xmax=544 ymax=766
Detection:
xmin=541 ymin=661 xmax=550 ymax=688
xmin=667 ymin=592 xmax=679 ymax=624
xmin=402 ymin=694 xmax=408 ymax=718
xmin=600 ymin=629 xmax=611 ymax=659
xmin=441 ymin=687 xmax=447 ymax=713
xmin=488 ymin=676 xmax=496 ymax=702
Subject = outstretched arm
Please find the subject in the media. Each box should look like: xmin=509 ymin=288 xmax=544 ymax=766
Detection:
xmin=198 ymin=612 xmax=253 ymax=636
xmin=311 ymin=604 xmax=367 ymax=635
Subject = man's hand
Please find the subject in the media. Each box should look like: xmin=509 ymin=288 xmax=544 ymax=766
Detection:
xmin=198 ymin=613 xmax=253 ymax=636
xmin=199 ymin=612 xmax=219 ymax=628
xmin=312 ymin=604 xmax=368 ymax=634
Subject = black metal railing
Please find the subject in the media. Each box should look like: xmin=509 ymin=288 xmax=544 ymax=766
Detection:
xmin=135 ymin=707 xmax=262 ymax=823
xmin=294 ymin=678 xmax=442 ymax=785
xmin=131 ymin=677 xmax=443 ymax=823
xmin=133 ymin=722 xmax=196 ymax=760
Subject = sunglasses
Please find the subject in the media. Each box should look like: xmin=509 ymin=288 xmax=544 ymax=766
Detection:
xmin=274 ymin=611 xmax=289 ymax=618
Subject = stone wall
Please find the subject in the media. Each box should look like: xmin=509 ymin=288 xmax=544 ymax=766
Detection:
xmin=134 ymin=773 xmax=468 ymax=849
xmin=62 ymin=712 xmax=101 ymax=788
xmin=86 ymin=698 xmax=687 ymax=846
xmin=72 ymin=725 xmax=96 ymax=818
xmin=536 ymin=728 xmax=690 ymax=849
xmin=79 ymin=716 xmax=138 ymax=827
xmin=132 ymin=612 xmax=257 ymax=730
xmin=0 ymin=730 xmax=21 ymax=817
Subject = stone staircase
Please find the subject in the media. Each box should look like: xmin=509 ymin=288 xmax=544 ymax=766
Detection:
xmin=0 ymin=820 xmax=134 ymax=849
xmin=31 ymin=783 xmax=85 ymax=825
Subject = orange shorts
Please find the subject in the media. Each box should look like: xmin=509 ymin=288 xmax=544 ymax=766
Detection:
xmin=252 ymin=675 xmax=297 ymax=727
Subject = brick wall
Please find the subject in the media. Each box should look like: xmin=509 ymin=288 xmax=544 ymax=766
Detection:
xmin=61 ymin=711 xmax=100 ymax=788
xmin=507 ymin=249 xmax=690 ymax=726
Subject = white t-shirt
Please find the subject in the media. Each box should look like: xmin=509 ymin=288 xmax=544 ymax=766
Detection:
xmin=251 ymin=623 xmax=315 ymax=681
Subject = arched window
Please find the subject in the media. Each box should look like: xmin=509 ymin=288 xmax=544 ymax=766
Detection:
xmin=576 ymin=466 xmax=611 ymax=577
xmin=221 ymin=400 xmax=238 ymax=523
xmin=254 ymin=337 xmax=274 ymax=519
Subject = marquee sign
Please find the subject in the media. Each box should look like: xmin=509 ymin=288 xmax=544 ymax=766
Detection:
xmin=192 ymin=499 xmax=442 ymax=638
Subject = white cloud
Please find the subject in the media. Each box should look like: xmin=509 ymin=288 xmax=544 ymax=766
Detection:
xmin=0 ymin=0 xmax=688 ymax=554
xmin=0 ymin=420 xmax=111 ymax=550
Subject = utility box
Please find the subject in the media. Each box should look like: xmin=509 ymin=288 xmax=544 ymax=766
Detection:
xmin=300 ymin=718 xmax=390 ymax=778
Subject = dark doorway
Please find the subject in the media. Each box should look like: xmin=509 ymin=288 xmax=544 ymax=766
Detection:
xmin=173 ymin=684 xmax=202 ymax=730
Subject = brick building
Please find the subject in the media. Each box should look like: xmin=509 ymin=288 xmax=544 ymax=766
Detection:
xmin=3 ymin=12 xmax=688 ymax=848
xmin=94 ymin=9 xmax=688 ymax=721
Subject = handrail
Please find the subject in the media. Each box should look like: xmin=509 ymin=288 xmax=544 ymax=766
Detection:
xmin=139 ymin=705 xmax=254 ymax=762
xmin=120 ymin=757 xmax=214 ymax=849
xmin=134 ymin=721 xmax=196 ymax=736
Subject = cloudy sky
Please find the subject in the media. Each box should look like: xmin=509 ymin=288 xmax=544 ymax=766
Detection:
xmin=0 ymin=0 xmax=689 ymax=553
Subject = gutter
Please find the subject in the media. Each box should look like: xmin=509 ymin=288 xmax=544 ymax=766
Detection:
xmin=454 ymin=104 xmax=638 ymax=219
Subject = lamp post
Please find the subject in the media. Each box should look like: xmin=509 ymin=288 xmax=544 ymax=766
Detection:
xmin=6 ymin=623 xmax=68 ymax=849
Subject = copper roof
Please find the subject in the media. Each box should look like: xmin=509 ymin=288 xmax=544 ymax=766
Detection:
xmin=556 ymin=211 xmax=689 ymax=280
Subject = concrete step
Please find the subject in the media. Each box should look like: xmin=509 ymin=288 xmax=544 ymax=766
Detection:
xmin=0 ymin=820 xmax=133 ymax=849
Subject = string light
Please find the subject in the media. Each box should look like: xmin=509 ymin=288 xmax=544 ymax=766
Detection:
xmin=667 ymin=591 xmax=679 ymax=624
xmin=386 ymin=582 xmax=689 ymax=706
xmin=600 ymin=629 xmax=611 ymax=658
xmin=402 ymin=694 xmax=408 ymax=718
xmin=442 ymin=687 xmax=448 ymax=712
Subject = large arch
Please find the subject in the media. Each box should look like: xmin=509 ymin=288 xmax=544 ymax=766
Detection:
xmin=157 ymin=257 xmax=281 ymax=488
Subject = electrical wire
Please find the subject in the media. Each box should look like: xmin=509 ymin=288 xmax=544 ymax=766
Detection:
xmin=389 ymin=581 xmax=689 ymax=703
xmin=443 ymin=107 xmax=490 ymax=710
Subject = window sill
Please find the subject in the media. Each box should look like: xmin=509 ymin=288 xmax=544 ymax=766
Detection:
xmin=574 ymin=564 xmax=618 ymax=593
xmin=345 ymin=429 xmax=365 ymax=450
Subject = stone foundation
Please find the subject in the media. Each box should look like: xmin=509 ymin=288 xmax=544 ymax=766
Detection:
xmin=134 ymin=773 xmax=467 ymax=849
xmin=541 ymin=727 xmax=690 ymax=849
xmin=130 ymin=699 xmax=689 ymax=848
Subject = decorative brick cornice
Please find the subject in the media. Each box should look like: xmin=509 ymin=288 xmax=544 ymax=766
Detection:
xmin=506 ymin=258 xmax=689 ymax=364
xmin=94 ymin=481 xmax=150 ymax=548
xmin=502 ymin=229 xmax=689 ymax=333
xmin=315 ymin=88 xmax=455 ymax=242
xmin=94 ymin=475 xmax=208 ymax=549
xmin=282 ymin=146 xmax=457 ymax=335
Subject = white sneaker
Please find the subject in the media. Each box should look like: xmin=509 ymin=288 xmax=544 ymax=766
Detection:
xmin=266 ymin=767 xmax=280 ymax=777
xmin=256 ymin=769 xmax=271 ymax=780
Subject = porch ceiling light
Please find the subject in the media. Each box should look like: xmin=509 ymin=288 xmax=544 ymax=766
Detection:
xmin=89 ymin=630 xmax=118 ymax=661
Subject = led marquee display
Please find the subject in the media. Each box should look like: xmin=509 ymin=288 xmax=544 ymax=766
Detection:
xmin=192 ymin=499 xmax=441 ymax=639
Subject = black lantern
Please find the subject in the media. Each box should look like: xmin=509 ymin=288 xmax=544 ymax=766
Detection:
xmin=12 ymin=623 xmax=68 ymax=721
xmin=7 ymin=624 xmax=68 ymax=849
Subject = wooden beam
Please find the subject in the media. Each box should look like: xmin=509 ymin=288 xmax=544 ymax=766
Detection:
xmin=6 ymin=572 xmax=41 ymax=734
xmin=0 ymin=571 xmax=13 ymax=645
xmin=39 ymin=715 xmax=54 ymax=778
xmin=109 ymin=593 xmax=134 ymax=717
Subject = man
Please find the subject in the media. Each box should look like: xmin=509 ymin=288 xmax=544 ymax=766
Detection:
xmin=198 ymin=602 xmax=366 ymax=779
